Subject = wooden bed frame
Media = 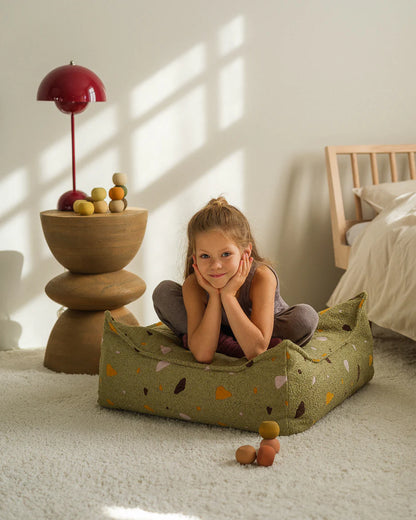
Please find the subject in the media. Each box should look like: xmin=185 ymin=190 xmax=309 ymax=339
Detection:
xmin=326 ymin=144 xmax=416 ymax=270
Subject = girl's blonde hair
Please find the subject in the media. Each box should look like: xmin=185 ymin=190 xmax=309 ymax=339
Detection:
xmin=184 ymin=196 xmax=270 ymax=278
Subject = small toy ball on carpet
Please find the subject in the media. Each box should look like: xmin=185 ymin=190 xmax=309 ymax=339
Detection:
xmin=260 ymin=438 xmax=280 ymax=454
xmin=235 ymin=445 xmax=257 ymax=465
xmin=259 ymin=420 xmax=280 ymax=439
xmin=257 ymin=445 xmax=276 ymax=467
xmin=235 ymin=421 xmax=281 ymax=467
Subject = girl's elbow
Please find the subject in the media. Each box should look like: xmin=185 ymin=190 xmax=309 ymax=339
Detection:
xmin=188 ymin=341 xmax=214 ymax=364
xmin=246 ymin=340 xmax=268 ymax=360
xmin=193 ymin=351 xmax=214 ymax=364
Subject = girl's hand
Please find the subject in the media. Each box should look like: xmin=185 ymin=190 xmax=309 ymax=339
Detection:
xmin=192 ymin=258 xmax=220 ymax=297
xmin=221 ymin=253 xmax=253 ymax=298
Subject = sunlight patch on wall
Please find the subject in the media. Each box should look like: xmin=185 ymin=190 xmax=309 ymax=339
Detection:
xmin=77 ymin=105 xmax=118 ymax=159
xmin=218 ymin=15 xmax=245 ymax=56
xmin=39 ymin=105 xmax=118 ymax=183
xmin=104 ymin=505 xmax=200 ymax=519
xmin=140 ymin=149 xmax=245 ymax=325
xmin=131 ymin=87 xmax=206 ymax=191
xmin=217 ymin=16 xmax=245 ymax=130
xmin=77 ymin=147 xmax=120 ymax=188
xmin=218 ymin=57 xmax=244 ymax=130
xmin=0 ymin=167 xmax=28 ymax=218
xmin=130 ymin=44 xmax=206 ymax=119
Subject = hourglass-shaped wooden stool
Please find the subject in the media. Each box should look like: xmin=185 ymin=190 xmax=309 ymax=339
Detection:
xmin=40 ymin=208 xmax=147 ymax=375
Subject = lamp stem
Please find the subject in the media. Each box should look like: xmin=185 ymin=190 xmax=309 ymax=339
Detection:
xmin=71 ymin=112 xmax=76 ymax=191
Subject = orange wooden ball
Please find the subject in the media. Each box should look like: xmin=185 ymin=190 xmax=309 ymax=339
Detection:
xmin=109 ymin=186 xmax=125 ymax=200
xmin=257 ymin=445 xmax=276 ymax=467
xmin=235 ymin=445 xmax=257 ymax=465
xmin=260 ymin=438 xmax=280 ymax=454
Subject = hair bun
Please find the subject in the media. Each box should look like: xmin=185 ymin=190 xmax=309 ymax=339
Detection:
xmin=208 ymin=196 xmax=228 ymax=207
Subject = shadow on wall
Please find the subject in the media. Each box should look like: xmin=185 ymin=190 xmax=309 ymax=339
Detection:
xmin=0 ymin=251 xmax=23 ymax=350
xmin=276 ymin=153 xmax=343 ymax=311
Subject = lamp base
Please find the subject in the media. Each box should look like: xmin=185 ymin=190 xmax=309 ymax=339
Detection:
xmin=58 ymin=190 xmax=87 ymax=211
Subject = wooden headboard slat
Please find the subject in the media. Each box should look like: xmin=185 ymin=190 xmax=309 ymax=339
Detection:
xmin=389 ymin=152 xmax=398 ymax=182
xmin=409 ymin=152 xmax=416 ymax=179
xmin=370 ymin=153 xmax=379 ymax=184
xmin=326 ymin=144 xmax=416 ymax=269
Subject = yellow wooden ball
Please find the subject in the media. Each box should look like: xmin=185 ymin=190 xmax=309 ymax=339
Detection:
xmin=91 ymin=187 xmax=107 ymax=202
xmin=73 ymin=199 xmax=85 ymax=213
xmin=258 ymin=421 xmax=280 ymax=439
xmin=77 ymin=201 xmax=95 ymax=216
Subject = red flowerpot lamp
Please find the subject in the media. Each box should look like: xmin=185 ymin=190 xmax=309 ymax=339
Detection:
xmin=37 ymin=61 xmax=106 ymax=210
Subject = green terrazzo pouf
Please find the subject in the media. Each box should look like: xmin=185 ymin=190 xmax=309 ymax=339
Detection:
xmin=98 ymin=292 xmax=374 ymax=435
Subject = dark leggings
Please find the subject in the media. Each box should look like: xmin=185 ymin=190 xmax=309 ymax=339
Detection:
xmin=152 ymin=280 xmax=319 ymax=357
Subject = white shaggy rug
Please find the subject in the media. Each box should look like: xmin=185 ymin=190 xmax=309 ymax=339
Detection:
xmin=1 ymin=328 xmax=416 ymax=520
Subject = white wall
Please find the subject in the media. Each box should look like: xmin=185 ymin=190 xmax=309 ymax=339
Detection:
xmin=1 ymin=0 xmax=416 ymax=349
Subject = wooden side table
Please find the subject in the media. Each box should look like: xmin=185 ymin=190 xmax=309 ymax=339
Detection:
xmin=40 ymin=208 xmax=148 ymax=374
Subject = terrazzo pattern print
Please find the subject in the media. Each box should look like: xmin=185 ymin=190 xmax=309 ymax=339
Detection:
xmin=98 ymin=293 xmax=374 ymax=435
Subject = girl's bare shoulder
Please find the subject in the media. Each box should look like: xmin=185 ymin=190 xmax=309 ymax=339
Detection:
xmin=183 ymin=273 xmax=197 ymax=293
xmin=183 ymin=273 xmax=206 ymax=300
xmin=253 ymin=264 xmax=277 ymax=283
xmin=251 ymin=264 xmax=277 ymax=295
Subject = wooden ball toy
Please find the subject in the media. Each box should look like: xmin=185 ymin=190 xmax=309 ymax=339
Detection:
xmin=235 ymin=445 xmax=257 ymax=465
xmin=257 ymin=445 xmax=276 ymax=467
xmin=112 ymin=172 xmax=127 ymax=186
xmin=109 ymin=186 xmax=125 ymax=201
xmin=73 ymin=199 xmax=85 ymax=213
xmin=77 ymin=201 xmax=95 ymax=216
xmin=260 ymin=438 xmax=280 ymax=454
xmin=259 ymin=421 xmax=280 ymax=439
xmin=123 ymin=198 xmax=128 ymax=210
xmin=91 ymin=187 xmax=107 ymax=202
xmin=109 ymin=199 xmax=125 ymax=213
xmin=93 ymin=200 xmax=108 ymax=214
xmin=118 ymin=185 xmax=128 ymax=197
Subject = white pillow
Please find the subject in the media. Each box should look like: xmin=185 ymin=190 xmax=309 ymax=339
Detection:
xmin=346 ymin=222 xmax=370 ymax=245
xmin=353 ymin=179 xmax=416 ymax=213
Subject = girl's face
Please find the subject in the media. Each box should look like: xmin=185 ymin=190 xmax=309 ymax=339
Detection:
xmin=194 ymin=229 xmax=252 ymax=289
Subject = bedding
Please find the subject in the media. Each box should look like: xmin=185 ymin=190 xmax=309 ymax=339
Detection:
xmin=98 ymin=293 xmax=374 ymax=435
xmin=352 ymin=179 xmax=416 ymax=213
xmin=346 ymin=222 xmax=370 ymax=245
xmin=328 ymin=192 xmax=416 ymax=341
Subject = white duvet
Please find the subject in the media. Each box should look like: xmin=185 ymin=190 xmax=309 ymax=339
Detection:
xmin=328 ymin=192 xmax=416 ymax=341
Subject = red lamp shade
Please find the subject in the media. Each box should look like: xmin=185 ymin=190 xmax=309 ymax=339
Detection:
xmin=37 ymin=62 xmax=106 ymax=113
xmin=37 ymin=62 xmax=106 ymax=210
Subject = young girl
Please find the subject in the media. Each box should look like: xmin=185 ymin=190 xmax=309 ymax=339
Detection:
xmin=152 ymin=197 xmax=318 ymax=363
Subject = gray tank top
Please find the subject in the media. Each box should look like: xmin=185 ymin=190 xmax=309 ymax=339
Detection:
xmin=220 ymin=262 xmax=288 ymax=327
